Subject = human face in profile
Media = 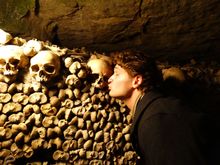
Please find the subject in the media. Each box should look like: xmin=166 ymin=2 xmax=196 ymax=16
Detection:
xmin=108 ymin=64 xmax=136 ymax=100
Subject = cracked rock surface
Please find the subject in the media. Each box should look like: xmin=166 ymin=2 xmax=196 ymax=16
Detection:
xmin=0 ymin=0 xmax=220 ymax=60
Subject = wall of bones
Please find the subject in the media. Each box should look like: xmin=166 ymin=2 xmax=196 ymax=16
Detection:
xmin=0 ymin=29 xmax=220 ymax=164
xmin=0 ymin=29 xmax=138 ymax=164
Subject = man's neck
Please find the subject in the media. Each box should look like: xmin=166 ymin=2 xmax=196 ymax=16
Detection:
xmin=124 ymin=89 xmax=143 ymax=111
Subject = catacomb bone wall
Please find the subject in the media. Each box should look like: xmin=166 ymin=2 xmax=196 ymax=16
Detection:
xmin=0 ymin=31 xmax=138 ymax=164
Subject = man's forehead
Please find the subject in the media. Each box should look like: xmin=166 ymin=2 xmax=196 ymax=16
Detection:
xmin=114 ymin=64 xmax=123 ymax=71
xmin=114 ymin=64 xmax=128 ymax=74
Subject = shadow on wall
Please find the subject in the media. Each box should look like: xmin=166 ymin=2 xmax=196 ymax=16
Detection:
xmin=161 ymin=72 xmax=220 ymax=114
xmin=162 ymin=73 xmax=220 ymax=164
xmin=158 ymin=61 xmax=220 ymax=115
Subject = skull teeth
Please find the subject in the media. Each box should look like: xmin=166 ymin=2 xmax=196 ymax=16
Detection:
xmin=36 ymin=75 xmax=49 ymax=82
xmin=4 ymin=70 xmax=18 ymax=75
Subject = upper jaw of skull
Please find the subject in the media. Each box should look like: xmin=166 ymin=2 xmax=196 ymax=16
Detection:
xmin=0 ymin=45 xmax=28 ymax=80
xmin=0 ymin=58 xmax=20 ymax=75
xmin=91 ymin=73 xmax=108 ymax=89
xmin=87 ymin=58 xmax=113 ymax=89
xmin=31 ymin=63 xmax=56 ymax=82
xmin=30 ymin=50 xmax=60 ymax=83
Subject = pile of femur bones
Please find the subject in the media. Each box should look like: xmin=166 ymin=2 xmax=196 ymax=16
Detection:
xmin=0 ymin=28 xmax=219 ymax=164
xmin=0 ymin=28 xmax=138 ymax=164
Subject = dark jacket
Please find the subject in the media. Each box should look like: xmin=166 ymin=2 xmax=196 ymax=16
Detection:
xmin=130 ymin=90 xmax=219 ymax=165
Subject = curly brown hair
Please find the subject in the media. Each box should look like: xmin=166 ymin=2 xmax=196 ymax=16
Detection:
xmin=110 ymin=50 xmax=162 ymax=91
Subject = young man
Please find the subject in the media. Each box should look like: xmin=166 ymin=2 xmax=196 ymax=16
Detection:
xmin=108 ymin=50 xmax=215 ymax=165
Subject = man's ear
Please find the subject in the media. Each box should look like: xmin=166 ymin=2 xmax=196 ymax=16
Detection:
xmin=132 ymin=75 xmax=143 ymax=88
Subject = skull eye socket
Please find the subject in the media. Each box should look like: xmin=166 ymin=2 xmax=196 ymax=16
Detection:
xmin=44 ymin=64 xmax=55 ymax=73
xmin=0 ymin=59 xmax=6 ymax=65
xmin=90 ymin=73 xmax=109 ymax=82
xmin=91 ymin=73 xmax=99 ymax=80
xmin=103 ymin=76 xmax=109 ymax=82
xmin=9 ymin=58 xmax=20 ymax=66
xmin=31 ymin=64 xmax=39 ymax=72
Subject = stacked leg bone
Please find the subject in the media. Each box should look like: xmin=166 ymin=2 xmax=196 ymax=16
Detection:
xmin=0 ymin=29 xmax=138 ymax=164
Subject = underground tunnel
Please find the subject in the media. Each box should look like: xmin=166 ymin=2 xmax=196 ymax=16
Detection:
xmin=0 ymin=0 xmax=220 ymax=164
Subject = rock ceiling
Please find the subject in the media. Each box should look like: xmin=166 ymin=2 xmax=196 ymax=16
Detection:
xmin=0 ymin=0 xmax=220 ymax=61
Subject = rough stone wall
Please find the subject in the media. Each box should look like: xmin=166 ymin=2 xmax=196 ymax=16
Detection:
xmin=0 ymin=0 xmax=220 ymax=60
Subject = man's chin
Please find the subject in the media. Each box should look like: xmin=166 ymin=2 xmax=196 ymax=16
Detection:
xmin=109 ymin=91 xmax=116 ymax=98
xmin=108 ymin=91 xmax=113 ymax=97
xmin=109 ymin=92 xmax=122 ymax=99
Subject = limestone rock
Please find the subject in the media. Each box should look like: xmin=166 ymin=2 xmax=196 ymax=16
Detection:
xmin=0 ymin=0 xmax=219 ymax=60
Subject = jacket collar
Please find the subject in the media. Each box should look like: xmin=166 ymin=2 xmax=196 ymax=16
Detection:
xmin=130 ymin=90 xmax=163 ymax=138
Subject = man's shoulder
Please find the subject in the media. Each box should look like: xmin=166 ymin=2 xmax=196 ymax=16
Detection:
xmin=140 ymin=93 xmax=192 ymax=120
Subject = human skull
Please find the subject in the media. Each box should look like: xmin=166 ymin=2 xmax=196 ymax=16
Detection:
xmin=22 ymin=39 xmax=43 ymax=57
xmin=30 ymin=50 xmax=60 ymax=83
xmin=0 ymin=29 xmax=12 ymax=44
xmin=87 ymin=58 xmax=113 ymax=89
xmin=162 ymin=67 xmax=186 ymax=83
xmin=0 ymin=45 xmax=29 ymax=82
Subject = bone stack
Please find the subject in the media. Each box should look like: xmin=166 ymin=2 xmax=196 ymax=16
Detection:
xmin=0 ymin=29 xmax=138 ymax=164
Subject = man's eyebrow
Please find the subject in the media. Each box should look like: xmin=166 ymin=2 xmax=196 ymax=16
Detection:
xmin=114 ymin=66 xmax=120 ymax=72
xmin=114 ymin=65 xmax=121 ymax=70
